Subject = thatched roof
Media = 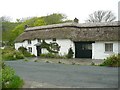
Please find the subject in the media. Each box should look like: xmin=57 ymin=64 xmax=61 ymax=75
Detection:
xmin=15 ymin=21 xmax=120 ymax=42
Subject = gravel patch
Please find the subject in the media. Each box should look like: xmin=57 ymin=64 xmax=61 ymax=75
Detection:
xmin=24 ymin=57 xmax=104 ymax=65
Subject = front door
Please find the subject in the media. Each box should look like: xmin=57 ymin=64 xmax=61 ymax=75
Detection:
xmin=75 ymin=42 xmax=93 ymax=58
xmin=36 ymin=46 xmax=41 ymax=56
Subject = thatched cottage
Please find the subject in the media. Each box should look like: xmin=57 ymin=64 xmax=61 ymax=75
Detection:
xmin=15 ymin=21 xmax=120 ymax=59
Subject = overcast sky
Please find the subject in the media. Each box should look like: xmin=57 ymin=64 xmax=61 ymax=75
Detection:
xmin=1 ymin=0 xmax=119 ymax=22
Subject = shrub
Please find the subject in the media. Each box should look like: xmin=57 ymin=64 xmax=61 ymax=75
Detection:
xmin=91 ymin=62 xmax=95 ymax=66
xmin=24 ymin=59 xmax=29 ymax=62
xmin=67 ymin=47 xmax=74 ymax=59
xmin=72 ymin=62 xmax=75 ymax=65
xmin=58 ymin=61 xmax=62 ymax=64
xmin=18 ymin=47 xmax=35 ymax=57
xmin=2 ymin=48 xmax=24 ymax=60
xmin=40 ymin=53 xmax=55 ymax=58
xmin=46 ymin=61 xmax=49 ymax=63
xmin=18 ymin=47 xmax=27 ymax=54
xmin=2 ymin=63 xmax=24 ymax=88
xmin=34 ymin=60 xmax=38 ymax=62
xmin=40 ymin=53 xmax=67 ymax=59
xmin=100 ymin=54 xmax=120 ymax=67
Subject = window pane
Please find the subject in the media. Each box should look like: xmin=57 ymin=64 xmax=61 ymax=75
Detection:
xmin=28 ymin=47 xmax=32 ymax=53
xmin=105 ymin=43 xmax=113 ymax=52
xmin=53 ymin=38 xmax=56 ymax=41
xmin=38 ymin=39 xmax=41 ymax=42
xmin=28 ymin=40 xmax=31 ymax=44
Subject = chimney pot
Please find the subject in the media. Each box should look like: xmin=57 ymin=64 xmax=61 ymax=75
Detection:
xmin=74 ymin=18 xmax=79 ymax=23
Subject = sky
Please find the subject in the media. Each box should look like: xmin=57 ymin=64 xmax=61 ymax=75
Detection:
xmin=0 ymin=0 xmax=119 ymax=23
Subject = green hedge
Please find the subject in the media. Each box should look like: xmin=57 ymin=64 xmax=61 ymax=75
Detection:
xmin=2 ymin=47 xmax=35 ymax=60
xmin=2 ymin=62 xmax=24 ymax=88
xmin=100 ymin=54 xmax=120 ymax=67
xmin=18 ymin=47 xmax=35 ymax=57
xmin=2 ymin=47 xmax=24 ymax=60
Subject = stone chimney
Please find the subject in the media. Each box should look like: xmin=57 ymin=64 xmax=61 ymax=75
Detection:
xmin=74 ymin=18 xmax=79 ymax=23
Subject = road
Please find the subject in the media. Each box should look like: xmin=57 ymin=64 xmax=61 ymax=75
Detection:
xmin=6 ymin=60 xmax=118 ymax=88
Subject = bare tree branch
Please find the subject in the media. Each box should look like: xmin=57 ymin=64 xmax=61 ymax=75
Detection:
xmin=86 ymin=10 xmax=116 ymax=23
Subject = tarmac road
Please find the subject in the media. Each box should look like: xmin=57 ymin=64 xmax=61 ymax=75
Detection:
xmin=6 ymin=60 xmax=118 ymax=88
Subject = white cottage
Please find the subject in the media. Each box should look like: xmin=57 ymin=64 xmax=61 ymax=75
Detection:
xmin=14 ymin=21 xmax=120 ymax=59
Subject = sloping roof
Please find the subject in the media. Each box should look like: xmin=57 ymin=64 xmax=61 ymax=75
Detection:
xmin=15 ymin=21 xmax=120 ymax=42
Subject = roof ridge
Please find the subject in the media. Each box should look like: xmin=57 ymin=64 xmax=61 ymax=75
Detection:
xmin=25 ymin=21 xmax=119 ymax=31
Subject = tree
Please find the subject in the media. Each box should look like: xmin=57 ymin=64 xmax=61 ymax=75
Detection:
xmin=0 ymin=16 xmax=12 ymax=22
xmin=2 ymin=13 xmax=72 ymax=45
xmin=42 ymin=13 xmax=67 ymax=25
xmin=86 ymin=10 xmax=116 ymax=23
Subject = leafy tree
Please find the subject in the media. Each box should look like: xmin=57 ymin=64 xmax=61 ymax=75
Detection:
xmin=1 ymin=17 xmax=21 ymax=46
xmin=86 ymin=10 xmax=116 ymax=22
xmin=11 ymin=13 xmax=70 ymax=43
xmin=42 ymin=13 xmax=67 ymax=25
xmin=2 ymin=13 xmax=72 ymax=45
xmin=0 ymin=16 xmax=12 ymax=22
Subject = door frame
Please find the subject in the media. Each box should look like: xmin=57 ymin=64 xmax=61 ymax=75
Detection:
xmin=36 ymin=46 xmax=41 ymax=56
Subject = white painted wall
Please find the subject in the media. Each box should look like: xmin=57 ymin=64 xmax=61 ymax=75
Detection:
xmin=56 ymin=39 xmax=75 ymax=57
xmin=15 ymin=39 xmax=75 ymax=57
xmin=15 ymin=40 xmax=119 ymax=59
xmin=92 ymin=41 xmax=120 ymax=59
xmin=41 ymin=39 xmax=75 ymax=57
xmin=15 ymin=39 xmax=38 ymax=56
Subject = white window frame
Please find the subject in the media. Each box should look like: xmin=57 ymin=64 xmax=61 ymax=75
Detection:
xmin=37 ymin=39 xmax=41 ymax=43
xmin=105 ymin=43 xmax=113 ymax=52
xmin=28 ymin=47 xmax=32 ymax=53
xmin=28 ymin=40 xmax=31 ymax=44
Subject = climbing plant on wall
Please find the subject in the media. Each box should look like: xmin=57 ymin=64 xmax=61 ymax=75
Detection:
xmin=41 ymin=40 xmax=60 ymax=53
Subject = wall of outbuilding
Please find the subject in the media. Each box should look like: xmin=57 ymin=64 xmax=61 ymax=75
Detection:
xmin=92 ymin=41 xmax=120 ymax=59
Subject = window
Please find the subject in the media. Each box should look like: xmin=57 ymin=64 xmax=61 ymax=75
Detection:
xmin=81 ymin=44 xmax=92 ymax=50
xmin=28 ymin=47 xmax=32 ymax=53
xmin=52 ymin=38 xmax=56 ymax=41
xmin=28 ymin=40 xmax=31 ymax=44
xmin=38 ymin=39 xmax=41 ymax=42
xmin=105 ymin=43 xmax=113 ymax=52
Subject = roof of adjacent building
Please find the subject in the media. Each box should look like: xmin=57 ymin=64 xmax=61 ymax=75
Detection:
xmin=15 ymin=21 xmax=120 ymax=42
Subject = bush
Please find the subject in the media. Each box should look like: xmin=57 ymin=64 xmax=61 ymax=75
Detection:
xmin=91 ymin=62 xmax=95 ymax=66
xmin=2 ymin=62 xmax=24 ymax=88
xmin=100 ymin=54 xmax=120 ymax=67
xmin=2 ymin=47 xmax=24 ymax=60
xmin=40 ymin=53 xmax=67 ymax=59
xmin=67 ymin=47 xmax=74 ymax=59
xmin=18 ymin=47 xmax=35 ymax=57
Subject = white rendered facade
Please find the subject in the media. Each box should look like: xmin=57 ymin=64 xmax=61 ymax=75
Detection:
xmin=15 ymin=39 xmax=120 ymax=59
xmin=15 ymin=39 xmax=75 ymax=57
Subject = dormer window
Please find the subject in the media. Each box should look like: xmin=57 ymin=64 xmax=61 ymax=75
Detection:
xmin=38 ymin=39 xmax=41 ymax=43
xmin=28 ymin=40 xmax=31 ymax=44
xmin=53 ymin=38 xmax=56 ymax=41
